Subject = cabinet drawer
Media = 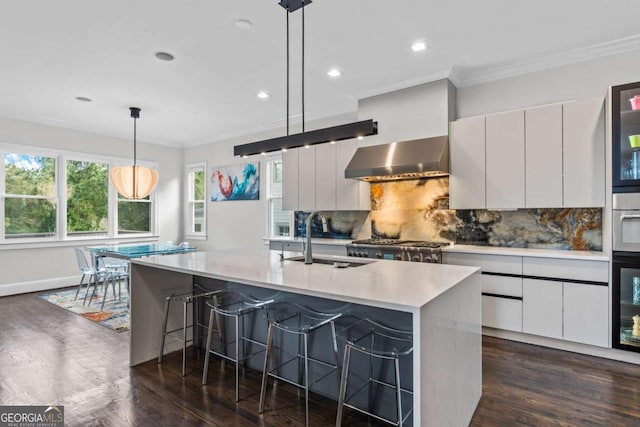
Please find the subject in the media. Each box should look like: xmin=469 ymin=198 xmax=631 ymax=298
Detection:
xmin=482 ymin=274 xmax=522 ymax=297
xmin=522 ymin=257 xmax=608 ymax=283
xmin=444 ymin=253 xmax=522 ymax=275
xmin=482 ymin=295 xmax=522 ymax=332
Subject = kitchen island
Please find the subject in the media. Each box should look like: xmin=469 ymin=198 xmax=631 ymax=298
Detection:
xmin=129 ymin=248 xmax=481 ymax=426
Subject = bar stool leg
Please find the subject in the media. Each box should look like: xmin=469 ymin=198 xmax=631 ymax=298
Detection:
xmin=330 ymin=321 xmax=340 ymax=386
xmin=202 ymin=308 xmax=216 ymax=385
xmin=182 ymin=300 xmax=188 ymax=376
xmin=258 ymin=323 xmax=275 ymax=414
xmin=394 ymin=357 xmax=403 ymax=427
xmin=158 ymin=297 xmax=171 ymax=364
xmin=336 ymin=345 xmax=352 ymax=427
xmin=303 ymin=332 xmax=310 ymax=427
xmin=234 ymin=314 xmax=240 ymax=402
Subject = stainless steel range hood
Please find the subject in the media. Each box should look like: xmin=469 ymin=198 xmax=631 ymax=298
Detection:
xmin=344 ymin=135 xmax=449 ymax=182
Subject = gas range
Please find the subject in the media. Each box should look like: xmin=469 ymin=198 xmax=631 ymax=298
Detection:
xmin=346 ymin=239 xmax=450 ymax=263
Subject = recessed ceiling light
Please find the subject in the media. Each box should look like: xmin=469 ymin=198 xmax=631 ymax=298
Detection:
xmin=357 ymin=136 xmax=364 ymax=140
xmin=411 ymin=41 xmax=428 ymax=52
xmin=257 ymin=91 xmax=270 ymax=99
xmin=281 ymin=148 xmax=288 ymax=152
xmin=235 ymin=19 xmax=253 ymax=30
xmin=327 ymin=68 xmax=342 ymax=78
xmin=329 ymin=140 xmax=336 ymax=144
xmin=75 ymin=96 xmax=92 ymax=102
xmin=155 ymin=51 xmax=175 ymax=61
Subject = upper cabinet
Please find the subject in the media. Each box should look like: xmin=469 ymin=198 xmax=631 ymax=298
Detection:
xmin=563 ymin=98 xmax=605 ymax=207
xmin=485 ymin=110 xmax=525 ymax=209
xmin=525 ymin=104 xmax=563 ymax=207
xmin=449 ymin=98 xmax=605 ymax=210
xmin=450 ymin=116 xmax=486 ymax=210
xmin=282 ymin=139 xmax=370 ymax=211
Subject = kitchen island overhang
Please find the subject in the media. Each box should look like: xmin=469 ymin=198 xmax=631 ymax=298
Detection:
xmin=129 ymin=248 xmax=482 ymax=426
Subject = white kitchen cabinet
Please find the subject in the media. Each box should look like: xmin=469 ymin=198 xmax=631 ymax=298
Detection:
xmin=449 ymin=116 xmax=486 ymax=209
xmin=482 ymin=295 xmax=522 ymax=332
xmin=298 ymin=146 xmax=316 ymax=211
xmin=563 ymin=282 xmax=608 ymax=347
xmin=485 ymin=110 xmax=525 ymax=209
xmin=525 ymin=104 xmax=563 ymax=207
xmin=523 ymin=278 xmax=563 ymax=340
xmin=336 ymin=139 xmax=370 ymax=210
xmin=282 ymin=139 xmax=370 ymax=211
xmin=315 ymin=143 xmax=337 ymax=210
xmin=282 ymin=148 xmax=299 ymax=211
xmin=563 ymin=98 xmax=605 ymax=207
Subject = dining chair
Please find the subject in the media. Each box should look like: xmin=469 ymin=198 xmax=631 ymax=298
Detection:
xmin=73 ymin=248 xmax=98 ymax=302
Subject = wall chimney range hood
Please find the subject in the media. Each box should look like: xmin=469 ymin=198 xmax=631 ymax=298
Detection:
xmin=344 ymin=136 xmax=449 ymax=182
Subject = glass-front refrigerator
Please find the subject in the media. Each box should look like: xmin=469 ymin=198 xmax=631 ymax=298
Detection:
xmin=612 ymin=81 xmax=640 ymax=192
xmin=613 ymin=254 xmax=640 ymax=352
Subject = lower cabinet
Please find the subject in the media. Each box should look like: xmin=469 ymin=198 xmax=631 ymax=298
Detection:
xmin=523 ymin=278 xmax=563 ymax=340
xmin=563 ymin=282 xmax=608 ymax=347
xmin=443 ymin=251 xmax=609 ymax=348
xmin=523 ymin=278 xmax=609 ymax=347
xmin=482 ymin=295 xmax=522 ymax=332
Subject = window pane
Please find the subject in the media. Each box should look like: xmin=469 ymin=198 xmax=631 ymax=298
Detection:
xmin=118 ymin=201 xmax=150 ymax=233
xmin=5 ymin=197 xmax=56 ymax=237
xmin=66 ymin=160 xmax=108 ymax=236
xmin=4 ymin=153 xmax=56 ymax=196
xmin=271 ymin=161 xmax=283 ymax=198
xmin=193 ymin=201 xmax=204 ymax=233
xmin=193 ymin=170 xmax=205 ymax=201
xmin=270 ymin=198 xmax=289 ymax=237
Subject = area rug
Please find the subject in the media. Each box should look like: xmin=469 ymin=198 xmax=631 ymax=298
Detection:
xmin=39 ymin=286 xmax=129 ymax=332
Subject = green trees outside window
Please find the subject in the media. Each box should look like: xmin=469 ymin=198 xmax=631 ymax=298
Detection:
xmin=2 ymin=149 xmax=156 ymax=241
xmin=4 ymin=153 xmax=57 ymax=237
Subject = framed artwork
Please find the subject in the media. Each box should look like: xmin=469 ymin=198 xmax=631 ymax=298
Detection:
xmin=210 ymin=162 xmax=259 ymax=201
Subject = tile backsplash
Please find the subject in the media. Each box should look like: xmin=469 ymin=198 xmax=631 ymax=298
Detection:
xmin=295 ymin=176 xmax=602 ymax=251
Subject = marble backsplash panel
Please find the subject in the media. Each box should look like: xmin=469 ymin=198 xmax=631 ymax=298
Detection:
xmin=369 ymin=177 xmax=603 ymax=251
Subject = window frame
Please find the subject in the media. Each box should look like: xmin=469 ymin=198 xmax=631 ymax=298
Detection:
xmin=265 ymin=154 xmax=293 ymax=239
xmin=0 ymin=142 xmax=158 ymax=246
xmin=185 ymin=161 xmax=207 ymax=240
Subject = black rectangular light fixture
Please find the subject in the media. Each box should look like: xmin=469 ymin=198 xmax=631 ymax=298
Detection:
xmin=233 ymin=119 xmax=378 ymax=157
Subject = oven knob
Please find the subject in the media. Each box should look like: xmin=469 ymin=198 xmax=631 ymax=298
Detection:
xmin=412 ymin=255 xmax=421 ymax=262
xmin=394 ymin=254 xmax=403 ymax=261
xmin=347 ymin=250 xmax=354 ymax=257
xmin=376 ymin=253 xmax=383 ymax=259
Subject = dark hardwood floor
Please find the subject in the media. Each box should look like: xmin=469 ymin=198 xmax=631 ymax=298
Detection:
xmin=1 ymin=291 xmax=640 ymax=426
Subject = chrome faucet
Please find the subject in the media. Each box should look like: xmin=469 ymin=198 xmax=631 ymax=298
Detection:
xmin=304 ymin=211 xmax=328 ymax=264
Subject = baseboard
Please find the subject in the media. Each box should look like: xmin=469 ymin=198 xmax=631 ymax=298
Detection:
xmin=483 ymin=327 xmax=640 ymax=365
xmin=0 ymin=276 xmax=78 ymax=297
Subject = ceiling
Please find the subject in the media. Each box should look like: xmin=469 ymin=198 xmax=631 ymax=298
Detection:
xmin=1 ymin=0 xmax=640 ymax=148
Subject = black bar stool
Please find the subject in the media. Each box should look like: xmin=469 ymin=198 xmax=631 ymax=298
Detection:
xmin=258 ymin=301 xmax=342 ymax=427
xmin=202 ymin=290 xmax=274 ymax=402
xmin=158 ymin=287 xmax=220 ymax=376
xmin=336 ymin=318 xmax=414 ymax=427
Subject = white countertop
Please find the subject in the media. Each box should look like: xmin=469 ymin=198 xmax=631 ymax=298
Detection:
xmin=131 ymin=248 xmax=479 ymax=311
xmin=443 ymin=244 xmax=609 ymax=261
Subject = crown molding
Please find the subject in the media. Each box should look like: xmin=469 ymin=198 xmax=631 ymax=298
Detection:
xmin=455 ymin=34 xmax=640 ymax=87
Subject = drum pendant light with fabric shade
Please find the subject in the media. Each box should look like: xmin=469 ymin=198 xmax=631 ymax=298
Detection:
xmin=110 ymin=107 xmax=159 ymax=199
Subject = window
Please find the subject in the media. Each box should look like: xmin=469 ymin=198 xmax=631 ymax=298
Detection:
xmin=267 ymin=157 xmax=293 ymax=237
xmin=66 ymin=159 xmax=108 ymax=237
xmin=186 ymin=163 xmax=206 ymax=237
xmin=3 ymin=153 xmax=57 ymax=239
xmin=0 ymin=144 xmax=157 ymax=243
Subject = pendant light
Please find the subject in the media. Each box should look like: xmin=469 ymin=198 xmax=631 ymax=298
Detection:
xmin=233 ymin=0 xmax=377 ymax=157
xmin=109 ymin=107 xmax=159 ymax=199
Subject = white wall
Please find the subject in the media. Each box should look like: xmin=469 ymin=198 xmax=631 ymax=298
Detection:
xmin=358 ymin=78 xmax=455 ymax=146
xmin=0 ymin=117 xmax=182 ymax=295
xmin=182 ymin=112 xmax=358 ymax=251
xmin=458 ymin=49 xmax=640 ymax=118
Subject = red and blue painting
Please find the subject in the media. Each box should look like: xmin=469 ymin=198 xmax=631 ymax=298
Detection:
xmin=210 ymin=162 xmax=260 ymax=202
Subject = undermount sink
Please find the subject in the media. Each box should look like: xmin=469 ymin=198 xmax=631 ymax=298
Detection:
xmin=285 ymin=256 xmax=370 ymax=268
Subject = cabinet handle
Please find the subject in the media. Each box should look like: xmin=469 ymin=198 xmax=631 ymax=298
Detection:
xmin=620 ymin=214 xmax=640 ymax=221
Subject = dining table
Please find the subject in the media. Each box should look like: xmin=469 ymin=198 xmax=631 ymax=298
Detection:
xmin=86 ymin=242 xmax=196 ymax=266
